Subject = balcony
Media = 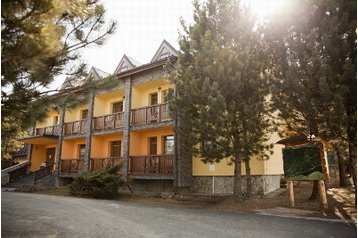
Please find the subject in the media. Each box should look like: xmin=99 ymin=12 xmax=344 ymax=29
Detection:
xmin=35 ymin=126 xmax=59 ymax=136
xmin=131 ymin=103 xmax=171 ymax=126
xmin=60 ymin=159 xmax=84 ymax=174
xmin=93 ymin=112 xmax=124 ymax=131
xmin=129 ymin=155 xmax=174 ymax=177
xmin=90 ymin=157 xmax=123 ymax=172
xmin=60 ymin=157 xmax=123 ymax=174
xmin=63 ymin=120 xmax=87 ymax=135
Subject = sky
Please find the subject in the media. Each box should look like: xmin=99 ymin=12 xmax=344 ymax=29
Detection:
xmin=49 ymin=0 xmax=286 ymax=90
xmin=50 ymin=0 xmax=194 ymax=90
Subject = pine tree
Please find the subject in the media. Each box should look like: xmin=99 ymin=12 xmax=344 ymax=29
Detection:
xmin=1 ymin=0 xmax=117 ymax=152
xmin=170 ymin=0 xmax=274 ymax=200
xmin=265 ymin=0 xmax=356 ymax=197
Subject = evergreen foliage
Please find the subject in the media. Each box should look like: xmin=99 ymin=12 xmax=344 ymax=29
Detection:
xmin=265 ymin=0 xmax=356 ymax=195
xmin=169 ymin=0 xmax=274 ymax=200
xmin=1 ymin=0 xmax=117 ymax=152
xmin=69 ymin=163 xmax=125 ymax=199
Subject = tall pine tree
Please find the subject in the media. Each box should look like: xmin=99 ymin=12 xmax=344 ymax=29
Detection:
xmin=266 ymin=0 xmax=356 ymax=198
xmin=170 ymin=0 xmax=274 ymax=200
xmin=1 ymin=0 xmax=117 ymax=155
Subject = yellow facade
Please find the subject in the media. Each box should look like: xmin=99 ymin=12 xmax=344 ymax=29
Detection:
xmin=61 ymin=138 xmax=85 ymax=159
xmin=94 ymin=89 xmax=125 ymax=116
xmin=91 ymin=134 xmax=124 ymax=158
xmin=192 ymin=130 xmax=284 ymax=176
xmin=30 ymin=144 xmax=57 ymax=171
xmin=130 ymin=127 xmax=174 ymax=156
xmin=132 ymin=79 xmax=173 ymax=108
xmin=64 ymin=105 xmax=88 ymax=122
xmin=36 ymin=111 xmax=59 ymax=128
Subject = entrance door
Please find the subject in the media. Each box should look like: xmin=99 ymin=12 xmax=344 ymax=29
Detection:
xmin=46 ymin=148 xmax=56 ymax=165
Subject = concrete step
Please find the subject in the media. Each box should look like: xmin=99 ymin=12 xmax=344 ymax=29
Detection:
xmin=6 ymin=173 xmax=35 ymax=188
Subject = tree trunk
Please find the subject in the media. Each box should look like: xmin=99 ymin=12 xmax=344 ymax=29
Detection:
xmin=233 ymin=155 xmax=244 ymax=202
xmin=309 ymin=181 xmax=319 ymax=200
xmin=348 ymin=141 xmax=357 ymax=205
xmin=244 ymin=159 xmax=252 ymax=198
xmin=335 ymin=146 xmax=347 ymax=187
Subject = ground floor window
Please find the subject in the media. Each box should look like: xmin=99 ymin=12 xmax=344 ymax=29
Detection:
xmin=110 ymin=140 xmax=121 ymax=157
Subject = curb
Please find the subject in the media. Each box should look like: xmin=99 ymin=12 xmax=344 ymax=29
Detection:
xmin=255 ymin=212 xmax=356 ymax=224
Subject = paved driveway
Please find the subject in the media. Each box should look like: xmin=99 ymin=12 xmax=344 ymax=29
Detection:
xmin=2 ymin=192 xmax=356 ymax=238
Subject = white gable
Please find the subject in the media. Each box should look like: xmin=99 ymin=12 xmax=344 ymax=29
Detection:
xmin=114 ymin=55 xmax=140 ymax=74
xmin=150 ymin=40 xmax=178 ymax=63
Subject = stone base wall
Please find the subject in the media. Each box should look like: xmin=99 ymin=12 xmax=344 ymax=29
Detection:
xmin=36 ymin=175 xmax=57 ymax=188
xmin=131 ymin=179 xmax=174 ymax=193
xmin=190 ymin=175 xmax=281 ymax=196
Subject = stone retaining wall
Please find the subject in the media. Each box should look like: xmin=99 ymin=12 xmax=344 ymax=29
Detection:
xmin=190 ymin=175 xmax=281 ymax=196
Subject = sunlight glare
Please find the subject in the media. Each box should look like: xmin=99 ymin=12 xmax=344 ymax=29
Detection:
xmin=245 ymin=0 xmax=285 ymax=17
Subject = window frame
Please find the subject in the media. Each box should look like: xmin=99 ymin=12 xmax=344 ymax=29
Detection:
xmin=111 ymin=101 xmax=124 ymax=113
xmin=163 ymin=135 xmax=175 ymax=155
xmin=78 ymin=144 xmax=86 ymax=159
xmin=80 ymin=109 xmax=88 ymax=120
xmin=109 ymin=140 xmax=121 ymax=158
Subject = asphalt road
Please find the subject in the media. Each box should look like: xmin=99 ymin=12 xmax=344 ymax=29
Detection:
xmin=2 ymin=192 xmax=356 ymax=238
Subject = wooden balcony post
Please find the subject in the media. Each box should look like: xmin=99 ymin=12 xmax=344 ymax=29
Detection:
xmin=158 ymin=104 xmax=162 ymax=122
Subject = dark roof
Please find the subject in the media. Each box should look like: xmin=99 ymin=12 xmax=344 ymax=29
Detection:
xmin=117 ymin=56 xmax=177 ymax=79
xmin=10 ymin=145 xmax=29 ymax=158
xmin=277 ymin=135 xmax=323 ymax=145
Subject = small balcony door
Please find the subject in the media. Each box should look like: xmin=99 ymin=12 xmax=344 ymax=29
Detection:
xmin=46 ymin=148 xmax=56 ymax=166
xmin=149 ymin=137 xmax=157 ymax=155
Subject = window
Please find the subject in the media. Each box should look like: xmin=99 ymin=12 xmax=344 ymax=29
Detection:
xmin=53 ymin=116 xmax=59 ymax=125
xmin=110 ymin=141 xmax=121 ymax=157
xmin=112 ymin=101 xmax=123 ymax=113
xmin=149 ymin=93 xmax=158 ymax=105
xmin=163 ymin=135 xmax=174 ymax=155
xmin=81 ymin=109 xmax=88 ymax=120
xmin=78 ymin=144 xmax=86 ymax=159
xmin=149 ymin=137 xmax=157 ymax=155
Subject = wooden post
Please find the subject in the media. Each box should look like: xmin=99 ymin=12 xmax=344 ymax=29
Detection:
xmin=318 ymin=180 xmax=328 ymax=209
xmin=288 ymin=180 xmax=295 ymax=206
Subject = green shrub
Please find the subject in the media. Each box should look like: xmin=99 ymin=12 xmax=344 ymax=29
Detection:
xmin=69 ymin=163 xmax=125 ymax=199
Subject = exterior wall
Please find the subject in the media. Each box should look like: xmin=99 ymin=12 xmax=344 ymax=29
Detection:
xmin=36 ymin=111 xmax=59 ymax=128
xmin=131 ymin=79 xmax=173 ymax=109
xmin=61 ymin=139 xmax=85 ymax=158
xmin=64 ymin=105 xmax=88 ymax=122
xmin=264 ymin=132 xmax=284 ymax=175
xmin=93 ymin=89 xmax=125 ymax=116
xmin=30 ymin=144 xmax=57 ymax=171
xmin=129 ymin=127 xmax=174 ymax=156
xmin=131 ymin=179 xmax=174 ymax=193
xmin=91 ymin=134 xmax=124 ymax=158
xmin=191 ymin=175 xmax=281 ymax=195
xmin=192 ymin=156 xmax=265 ymax=176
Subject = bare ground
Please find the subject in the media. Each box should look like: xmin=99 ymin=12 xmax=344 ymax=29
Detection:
xmin=21 ymin=181 xmax=356 ymax=222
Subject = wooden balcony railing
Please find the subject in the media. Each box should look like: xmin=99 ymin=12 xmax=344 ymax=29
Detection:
xmin=35 ymin=126 xmax=59 ymax=136
xmin=64 ymin=119 xmax=87 ymax=135
xmin=131 ymin=103 xmax=171 ymax=126
xmin=93 ymin=112 xmax=124 ymax=131
xmin=129 ymin=154 xmax=174 ymax=176
xmin=90 ymin=157 xmax=123 ymax=172
xmin=60 ymin=159 xmax=84 ymax=174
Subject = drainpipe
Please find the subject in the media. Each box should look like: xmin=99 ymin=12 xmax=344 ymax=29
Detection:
xmin=212 ymin=176 xmax=215 ymax=194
